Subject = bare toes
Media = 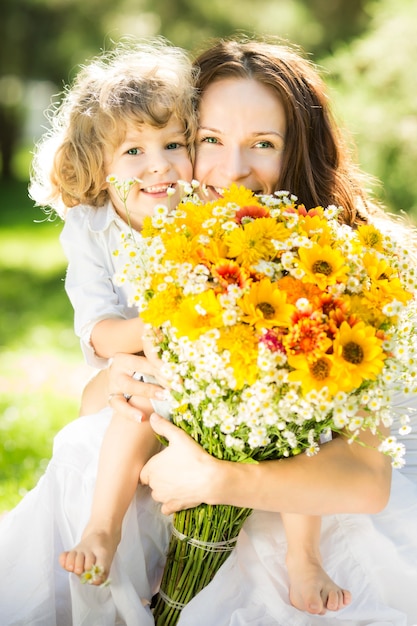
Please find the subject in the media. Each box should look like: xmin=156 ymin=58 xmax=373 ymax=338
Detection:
xmin=307 ymin=600 xmax=325 ymax=615
xmin=326 ymin=589 xmax=341 ymax=611
xmin=80 ymin=564 xmax=108 ymax=586
xmin=342 ymin=589 xmax=352 ymax=607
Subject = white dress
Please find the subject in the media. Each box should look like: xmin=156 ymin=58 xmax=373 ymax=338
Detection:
xmin=2 ymin=209 xmax=417 ymax=625
xmin=59 ymin=200 xmax=141 ymax=369
xmin=1 ymin=394 xmax=417 ymax=626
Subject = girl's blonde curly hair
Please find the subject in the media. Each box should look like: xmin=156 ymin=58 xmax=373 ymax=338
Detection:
xmin=30 ymin=38 xmax=197 ymax=217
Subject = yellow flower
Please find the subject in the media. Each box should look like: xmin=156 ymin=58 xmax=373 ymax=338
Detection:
xmin=141 ymin=215 xmax=159 ymax=237
xmin=217 ymin=324 xmax=259 ymax=388
xmin=196 ymin=238 xmax=229 ymax=267
xmin=357 ymin=224 xmax=385 ymax=251
xmin=171 ymin=290 xmax=224 ymax=339
xmin=141 ymin=284 xmax=182 ymax=327
xmin=159 ymin=232 xmax=201 ymax=265
xmin=297 ymin=244 xmax=349 ymax=290
xmin=287 ymin=353 xmax=338 ymax=397
xmin=363 ymin=252 xmax=396 ymax=282
xmin=345 ymin=294 xmax=384 ymax=327
xmin=362 ymin=252 xmax=413 ymax=307
xmin=225 ymin=218 xmax=287 ymax=266
xmin=238 ymin=278 xmax=295 ymax=329
xmin=215 ymin=184 xmax=262 ymax=208
xmin=298 ymin=214 xmax=333 ymax=246
xmin=332 ymin=321 xmax=386 ymax=392
xmin=178 ymin=200 xmax=221 ymax=237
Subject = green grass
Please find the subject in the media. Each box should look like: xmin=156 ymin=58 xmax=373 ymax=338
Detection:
xmin=0 ymin=178 xmax=91 ymax=513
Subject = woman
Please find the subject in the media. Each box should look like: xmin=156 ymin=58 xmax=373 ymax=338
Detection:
xmin=1 ymin=37 xmax=417 ymax=626
xmin=113 ymin=39 xmax=417 ymax=624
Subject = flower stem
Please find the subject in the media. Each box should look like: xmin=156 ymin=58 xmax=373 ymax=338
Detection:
xmin=153 ymin=504 xmax=252 ymax=626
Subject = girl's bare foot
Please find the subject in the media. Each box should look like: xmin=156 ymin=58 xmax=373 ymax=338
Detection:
xmin=59 ymin=527 xmax=121 ymax=585
xmin=286 ymin=554 xmax=352 ymax=614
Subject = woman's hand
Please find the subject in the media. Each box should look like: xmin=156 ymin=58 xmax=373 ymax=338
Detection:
xmin=140 ymin=413 xmax=218 ymax=515
xmin=108 ymin=353 xmax=169 ymax=422
xmin=141 ymin=413 xmax=392 ymax=517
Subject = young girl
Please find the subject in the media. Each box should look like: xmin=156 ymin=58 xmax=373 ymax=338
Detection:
xmin=29 ymin=39 xmax=195 ymax=586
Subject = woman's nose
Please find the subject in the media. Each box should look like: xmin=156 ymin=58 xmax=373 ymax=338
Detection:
xmin=223 ymin=147 xmax=251 ymax=182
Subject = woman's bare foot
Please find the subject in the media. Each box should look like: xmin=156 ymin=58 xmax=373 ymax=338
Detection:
xmin=286 ymin=554 xmax=352 ymax=614
xmin=59 ymin=527 xmax=121 ymax=585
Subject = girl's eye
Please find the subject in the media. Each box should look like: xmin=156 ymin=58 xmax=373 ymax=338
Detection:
xmin=166 ymin=142 xmax=182 ymax=150
xmin=127 ymin=148 xmax=140 ymax=155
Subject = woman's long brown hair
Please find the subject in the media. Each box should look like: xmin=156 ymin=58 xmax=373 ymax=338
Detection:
xmin=194 ymin=38 xmax=373 ymax=226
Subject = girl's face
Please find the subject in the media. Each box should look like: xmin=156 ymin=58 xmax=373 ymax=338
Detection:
xmin=194 ymin=78 xmax=286 ymax=201
xmin=104 ymin=116 xmax=192 ymax=230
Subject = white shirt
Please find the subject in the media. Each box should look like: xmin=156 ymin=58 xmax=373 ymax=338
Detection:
xmin=60 ymin=200 xmax=140 ymax=368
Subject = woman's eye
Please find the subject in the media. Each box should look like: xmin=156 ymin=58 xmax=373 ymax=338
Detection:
xmin=255 ymin=140 xmax=274 ymax=149
xmin=201 ymin=136 xmax=219 ymax=144
xmin=127 ymin=147 xmax=140 ymax=155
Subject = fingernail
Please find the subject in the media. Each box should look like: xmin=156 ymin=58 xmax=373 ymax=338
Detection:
xmin=155 ymin=390 xmax=170 ymax=401
xmin=133 ymin=412 xmax=143 ymax=423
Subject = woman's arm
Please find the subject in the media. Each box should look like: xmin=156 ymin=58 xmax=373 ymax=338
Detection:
xmin=140 ymin=413 xmax=392 ymax=516
xmin=105 ymin=353 xmax=393 ymax=517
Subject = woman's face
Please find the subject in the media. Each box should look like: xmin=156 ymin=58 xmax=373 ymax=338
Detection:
xmin=194 ymin=78 xmax=286 ymax=200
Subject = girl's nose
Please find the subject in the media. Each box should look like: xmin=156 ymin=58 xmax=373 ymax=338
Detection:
xmin=147 ymin=151 xmax=170 ymax=175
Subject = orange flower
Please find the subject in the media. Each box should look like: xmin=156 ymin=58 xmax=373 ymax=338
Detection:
xmin=277 ymin=276 xmax=323 ymax=309
xmin=283 ymin=314 xmax=332 ymax=358
xmin=212 ymin=261 xmax=250 ymax=290
xmin=235 ymin=205 xmax=270 ymax=224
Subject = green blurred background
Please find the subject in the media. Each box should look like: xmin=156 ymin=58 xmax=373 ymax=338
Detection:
xmin=1 ymin=0 xmax=416 ymax=513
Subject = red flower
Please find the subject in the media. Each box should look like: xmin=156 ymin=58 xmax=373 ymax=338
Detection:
xmin=235 ymin=205 xmax=270 ymax=224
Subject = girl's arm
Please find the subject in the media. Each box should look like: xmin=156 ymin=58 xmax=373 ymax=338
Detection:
xmin=140 ymin=413 xmax=392 ymax=516
xmin=60 ymin=204 xmax=144 ymax=368
xmin=90 ymin=316 xmax=146 ymax=359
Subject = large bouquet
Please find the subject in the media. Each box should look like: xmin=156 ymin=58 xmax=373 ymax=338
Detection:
xmin=114 ymin=183 xmax=416 ymax=624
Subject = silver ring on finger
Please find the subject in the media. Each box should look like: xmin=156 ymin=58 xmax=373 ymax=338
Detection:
xmin=132 ymin=371 xmax=145 ymax=382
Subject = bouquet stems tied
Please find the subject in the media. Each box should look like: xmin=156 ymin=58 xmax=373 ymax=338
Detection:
xmin=153 ymin=503 xmax=252 ymax=625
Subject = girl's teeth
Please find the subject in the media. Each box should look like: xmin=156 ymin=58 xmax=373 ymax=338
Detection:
xmin=144 ymin=185 xmax=172 ymax=193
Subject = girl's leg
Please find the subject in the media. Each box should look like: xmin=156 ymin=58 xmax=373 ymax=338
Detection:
xmin=79 ymin=368 xmax=109 ymax=416
xmin=281 ymin=513 xmax=352 ymax=614
xmin=59 ymin=397 xmax=160 ymax=584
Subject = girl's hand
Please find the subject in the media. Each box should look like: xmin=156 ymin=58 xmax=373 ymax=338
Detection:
xmin=108 ymin=353 xmax=169 ymax=422
xmin=140 ymin=413 xmax=218 ymax=515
